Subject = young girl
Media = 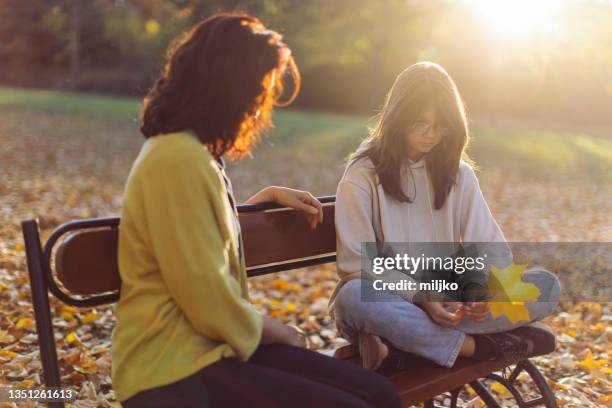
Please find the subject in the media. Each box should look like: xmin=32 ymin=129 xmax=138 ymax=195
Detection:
xmin=113 ymin=13 xmax=400 ymax=407
xmin=330 ymin=62 xmax=560 ymax=370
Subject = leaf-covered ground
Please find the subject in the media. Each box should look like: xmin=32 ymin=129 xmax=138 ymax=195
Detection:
xmin=0 ymin=88 xmax=610 ymax=407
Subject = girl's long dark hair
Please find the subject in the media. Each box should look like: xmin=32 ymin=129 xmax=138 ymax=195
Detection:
xmin=141 ymin=13 xmax=300 ymax=159
xmin=352 ymin=62 xmax=470 ymax=209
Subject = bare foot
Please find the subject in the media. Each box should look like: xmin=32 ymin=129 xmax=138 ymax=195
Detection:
xmin=358 ymin=332 xmax=389 ymax=370
xmin=460 ymin=335 xmax=476 ymax=357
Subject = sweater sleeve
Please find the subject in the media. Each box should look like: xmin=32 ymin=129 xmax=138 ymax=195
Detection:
xmin=140 ymin=147 xmax=262 ymax=361
xmin=459 ymin=165 xmax=513 ymax=289
xmin=335 ymin=177 xmax=419 ymax=302
xmin=335 ymin=180 xmax=376 ymax=278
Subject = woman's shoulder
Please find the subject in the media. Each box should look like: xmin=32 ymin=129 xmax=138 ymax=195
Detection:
xmin=342 ymin=156 xmax=377 ymax=186
xmin=335 ymin=156 xmax=377 ymax=204
xmin=124 ymin=132 xmax=224 ymax=197
xmin=457 ymin=159 xmax=479 ymax=188
xmin=138 ymin=131 xmax=218 ymax=177
xmin=145 ymin=131 xmax=208 ymax=160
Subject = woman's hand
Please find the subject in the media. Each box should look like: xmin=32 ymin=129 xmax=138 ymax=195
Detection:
xmin=245 ymin=186 xmax=323 ymax=229
xmin=417 ymin=301 xmax=465 ymax=328
xmin=464 ymin=302 xmax=488 ymax=322
xmin=261 ymin=316 xmax=308 ymax=348
xmin=284 ymin=325 xmax=308 ymax=348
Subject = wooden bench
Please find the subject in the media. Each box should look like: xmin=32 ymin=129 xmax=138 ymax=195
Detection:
xmin=22 ymin=196 xmax=557 ymax=407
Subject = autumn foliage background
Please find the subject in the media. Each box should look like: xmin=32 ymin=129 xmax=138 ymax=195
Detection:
xmin=1 ymin=0 xmax=611 ymax=407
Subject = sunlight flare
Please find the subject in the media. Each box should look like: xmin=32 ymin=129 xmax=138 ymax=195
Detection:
xmin=466 ymin=0 xmax=565 ymax=41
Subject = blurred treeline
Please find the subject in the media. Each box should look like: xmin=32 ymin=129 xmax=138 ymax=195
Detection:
xmin=1 ymin=0 xmax=612 ymax=125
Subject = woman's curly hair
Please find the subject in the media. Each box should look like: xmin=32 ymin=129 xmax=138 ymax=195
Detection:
xmin=140 ymin=13 xmax=300 ymax=159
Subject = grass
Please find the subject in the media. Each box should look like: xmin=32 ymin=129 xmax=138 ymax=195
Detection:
xmin=471 ymin=125 xmax=612 ymax=180
xmin=0 ymin=86 xmax=140 ymax=123
xmin=1 ymin=85 xmax=610 ymax=183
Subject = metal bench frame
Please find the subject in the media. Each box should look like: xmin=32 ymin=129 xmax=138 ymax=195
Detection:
xmin=22 ymin=195 xmax=557 ymax=407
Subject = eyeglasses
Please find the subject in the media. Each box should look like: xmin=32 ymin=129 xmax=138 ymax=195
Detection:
xmin=410 ymin=121 xmax=450 ymax=138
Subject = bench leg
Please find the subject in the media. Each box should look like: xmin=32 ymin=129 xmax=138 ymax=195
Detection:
xmin=517 ymin=359 xmax=558 ymax=408
xmin=419 ymin=359 xmax=556 ymax=408
xmin=421 ymin=387 xmax=460 ymax=408
xmin=449 ymin=387 xmax=460 ymax=408
xmin=469 ymin=379 xmax=503 ymax=408
xmin=470 ymin=359 xmax=557 ymax=408
xmin=23 ymin=221 xmax=65 ymax=408
xmin=423 ymin=399 xmax=435 ymax=408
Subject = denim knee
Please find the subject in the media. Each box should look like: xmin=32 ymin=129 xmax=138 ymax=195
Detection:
xmin=334 ymin=279 xmax=364 ymax=316
xmin=523 ymin=268 xmax=561 ymax=318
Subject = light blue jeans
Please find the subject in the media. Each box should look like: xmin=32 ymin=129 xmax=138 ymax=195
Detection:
xmin=332 ymin=269 xmax=561 ymax=367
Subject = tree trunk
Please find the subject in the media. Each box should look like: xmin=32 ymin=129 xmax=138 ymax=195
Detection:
xmin=69 ymin=0 xmax=80 ymax=90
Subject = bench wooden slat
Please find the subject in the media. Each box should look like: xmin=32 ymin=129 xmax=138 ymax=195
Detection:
xmin=334 ymin=345 xmax=516 ymax=406
xmin=56 ymin=229 xmax=119 ymax=295
xmin=54 ymin=205 xmax=336 ymax=295
xmin=239 ymin=204 xmax=336 ymax=268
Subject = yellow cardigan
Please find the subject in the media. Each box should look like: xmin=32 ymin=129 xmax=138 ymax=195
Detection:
xmin=111 ymin=131 xmax=262 ymax=402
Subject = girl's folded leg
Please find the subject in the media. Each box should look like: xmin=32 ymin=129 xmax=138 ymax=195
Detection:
xmin=332 ymin=279 xmax=465 ymax=368
xmin=458 ymin=268 xmax=561 ymax=335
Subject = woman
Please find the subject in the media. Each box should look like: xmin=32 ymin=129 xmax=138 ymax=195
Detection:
xmin=330 ymin=62 xmax=560 ymax=370
xmin=112 ymin=13 xmax=400 ymax=408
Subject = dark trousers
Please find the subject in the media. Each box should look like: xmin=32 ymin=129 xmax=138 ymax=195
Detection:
xmin=122 ymin=344 xmax=401 ymax=408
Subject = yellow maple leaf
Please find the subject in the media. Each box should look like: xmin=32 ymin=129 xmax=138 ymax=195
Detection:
xmin=19 ymin=379 xmax=35 ymax=388
xmin=577 ymin=350 xmax=606 ymax=372
xmin=63 ymin=305 xmax=77 ymax=314
xmin=61 ymin=311 xmax=75 ymax=320
xmin=284 ymin=303 xmax=297 ymax=313
xmin=490 ymin=382 xmax=509 ymax=396
xmin=16 ymin=317 xmax=34 ymax=331
xmin=489 ymin=301 xmax=531 ymax=325
xmin=82 ymin=312 xmax=102 ymax=324
xmin=487 ymin=263 xmax=541 ymax=324
xmin=0 ymin=349 xmax=17 ymax=360
xmin=598 ymin=395 xmax=611 ymax=405
xmin=66 ymin=331 xmax=83 ymax=347
xmin=271 ymin=279 xmax=290 ymax=291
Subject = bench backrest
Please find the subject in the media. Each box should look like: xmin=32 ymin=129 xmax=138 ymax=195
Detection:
xmin=40 ymin=196 xmax=337 ymax=303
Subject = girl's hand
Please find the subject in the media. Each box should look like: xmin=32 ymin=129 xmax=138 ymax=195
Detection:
xmin=464 ymin=302 xmax=488 ymax=322
xmin=418 ymin=301 xmax=465 ymax=328
xmin=246 ymin=186 xmax=323 ymax=229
